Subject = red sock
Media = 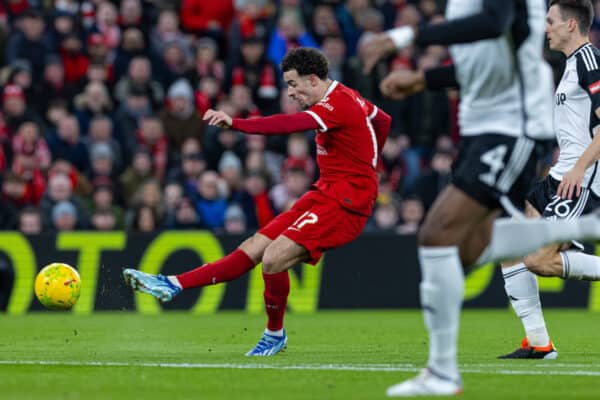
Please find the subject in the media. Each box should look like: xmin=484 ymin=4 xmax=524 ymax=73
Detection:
xmin=176 ymin=249 xmax=255 ymax=289
xmin=263 ymin=271 xmax=290 ymax=331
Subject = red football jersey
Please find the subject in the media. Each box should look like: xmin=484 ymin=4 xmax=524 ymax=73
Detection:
xmin=304 ymin=81 xmax=384 ymax=216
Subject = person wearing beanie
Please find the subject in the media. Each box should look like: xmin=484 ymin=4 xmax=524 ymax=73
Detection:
xmin=159 ymin=78 xmax=204 ymax=153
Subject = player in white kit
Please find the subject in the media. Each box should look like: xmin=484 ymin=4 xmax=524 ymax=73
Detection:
xmin=362 ymin=0 xmax=600 ymax=396
xmin=499 ymin=0 xmax=600 ymax=360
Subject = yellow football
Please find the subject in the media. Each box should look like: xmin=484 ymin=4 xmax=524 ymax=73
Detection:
xmin=34 ymin=263 xmax=81 ymax=310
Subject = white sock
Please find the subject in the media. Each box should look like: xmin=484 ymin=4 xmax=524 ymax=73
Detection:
xmin=502 ymin=263 xmax=550 ymax=347
xmin=167 ymin=276 xmax=183 ymax=288
xmin=419 ymin=246 xmax=464 ymax=381
xmin=476 ymin=215 xmax=600 ymax=266
xmin=560 ymin=251 xmax=600 ymax=281
xmin=265 ymin=328 xmax=284 ymax=337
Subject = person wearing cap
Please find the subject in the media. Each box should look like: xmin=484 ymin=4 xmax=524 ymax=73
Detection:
xmin=223 ymin=203 xmax=247 ymax=234
xmin=2 ymin=84 xmax=44 ymax=136
xmin=51 ymin=200 xmax=79 ymax=231
xmin=88 ymin=141 xmax=116 ymax=181
xmin=159 ymin=78 xmax=204 ymax=152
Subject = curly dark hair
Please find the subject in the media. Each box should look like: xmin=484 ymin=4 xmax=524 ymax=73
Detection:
xmin=550 ymin=0 xmax=594 ymax=34
xmin=280 ymin=47 xmax=329 ymax=79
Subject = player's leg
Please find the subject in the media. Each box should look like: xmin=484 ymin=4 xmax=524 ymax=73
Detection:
xmin=388 ymin=185 xmax=491 ymax=397
xmin=122 ymin=232 xmax=269 ymax=302
xmin=247 ymin=191 xmax=368 ymax=356
xmin=495 ymin=200 xmax=555 ymax=357
xmin=246 ymin=236 xmax=309 ymax=356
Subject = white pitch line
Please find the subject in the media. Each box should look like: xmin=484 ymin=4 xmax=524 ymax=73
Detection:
xmin=1 ymin=360 xmax=600 ymax=376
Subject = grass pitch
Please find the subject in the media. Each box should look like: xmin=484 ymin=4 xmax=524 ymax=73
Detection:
xmin=1 ymin=310 xmax=599 ymax=399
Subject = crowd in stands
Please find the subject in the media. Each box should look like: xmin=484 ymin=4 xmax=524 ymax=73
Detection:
xmin=0 ymin=0 xmax=590 ymax=235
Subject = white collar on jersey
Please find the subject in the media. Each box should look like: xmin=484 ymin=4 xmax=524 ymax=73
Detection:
xmin=320 ymin=80 xmax=338 ymax=101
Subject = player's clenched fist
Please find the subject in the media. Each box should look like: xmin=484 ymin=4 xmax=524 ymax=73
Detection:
xmin=379 ymin=69 xmax=426 ymax=100
xmin=203 ymin=109 xmax=233 ymax=128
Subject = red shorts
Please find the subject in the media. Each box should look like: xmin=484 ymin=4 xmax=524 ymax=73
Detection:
xmin=259 ymin=190 xmax=368 ymax=264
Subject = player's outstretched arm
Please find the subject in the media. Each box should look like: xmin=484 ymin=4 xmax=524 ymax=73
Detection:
xmin=360 ymin=0 xmax=514 ymax=73
xmin=232 ymin=112 xmax=321 ymax=135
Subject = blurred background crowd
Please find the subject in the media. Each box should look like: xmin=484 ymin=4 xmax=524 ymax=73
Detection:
xmin=0 ymin=0 xmax=595 ymax=235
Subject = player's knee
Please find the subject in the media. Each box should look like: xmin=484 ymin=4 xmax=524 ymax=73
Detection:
xmin=261 ymin=247 xmax=284 ymax=274
xmin=523 ymin=254 xmax=551 ymax=276
xmin=239 ymin=234 xmax=268 ymax=263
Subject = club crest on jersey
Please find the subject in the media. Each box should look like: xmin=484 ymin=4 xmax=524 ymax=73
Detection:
xmin=589 ymin=80 xmax=600 ymax=94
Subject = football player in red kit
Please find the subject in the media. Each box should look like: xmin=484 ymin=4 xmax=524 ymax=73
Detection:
xmin=124 ymin=47 xmax=391 ymax=355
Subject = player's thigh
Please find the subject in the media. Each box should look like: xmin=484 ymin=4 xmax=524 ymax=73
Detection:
xmin=262 ymin=235 xmax=309 ymax=274
xmin=258 ymin=191 xmax=320 ymax=240
xmin=419 ymin=184 xmax=492 ymax=247
xmin=281 ymin=192 xmax=368 ymax=266
xmin=238 ymin=233 xmax=273 ymax=264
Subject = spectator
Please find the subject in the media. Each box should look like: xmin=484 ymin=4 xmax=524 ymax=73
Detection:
xmin=136 ymin=116 xmax=168 ymax=181
xmin=366 ymin=196 xmax=400 ymax=233
xmin=270 ymin=165 xmax=310 ymax=213
xmin=159 ymin=78 xmax=204 ymax=152
xmin=11 ymin=121 xmax=50 ymax=171
xmin=150 ymin=9 xmax=190 ymax=56
xmin=227 ymin=35 xmax=280 ymax=114
xmin=11 ymin=150 xmax=46 ymax=205
xmin=310 ymin=4 xmax=342 ymax=45
xmin=91 ymin=207 xmax=118 ymax=231
xmin=58 ymin=33 xmax=90 ymax=85
xmin=113 ymin=84 xmax=153 ymax=160
xmin=218 ymin=150 xmax=244 ymax=199
xmin=397 ymin=196 xmax=424 ymax=235
xmin=113 ymin=28 xmax=151 ymax=82
xmin=129 ymin=204 xmax=160 ymax=232
xmin=5 ymin=9 xmax=48 ymax=83
xmin=166 ymin=137 xmax=206 ymax=197
xmin=39 ymin=172 xmax=89 ymax=228
xmin=33 ymin=54 xmax=74 ymax=116
xmin=50 ymin=200 xmax=79 ymax=231
xmin=164 ymin=196 xmax=201 ymax=229
xmin=47 ymin=158 xmax=93 ymax=198
xmin=17 ymin=206 xmax=43 ymax=234
xmin=84 ymin=116 xmax=123 ymax=173
xmin=90 ymin=177 xmax=124 ymax=227
xmin=267 ymin=11 xmax=318 ymax=66
xmin=73 ymin=81 xmax=113 ymax=134
xmin=234 ymin=169 xmax=275 ymax=230
xmin=88 ymin=142 xmax=117 ymax=181
xmin=193 ymin=170 xmax=227 ymax=230
xmin=92 ymin=2 xmax=121 ymax=51
xmin=46 ymin=114 xmax=89 ymax=172
xmin=114 ymin=56 xmax=164 ymax=108
xmin=119 ymin=147 xmax=153 ymax=203
xmin=163 ymin=180 xmax=184 ymax=216
xmin=179 ymin=0 xmax=235 ymax=43
xmin=2 ymin=84 xmax=44 ymax=137
xmin=223 ymin=203 xmax=247 ymax=234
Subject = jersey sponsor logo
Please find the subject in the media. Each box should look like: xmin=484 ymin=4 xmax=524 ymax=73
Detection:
xmin=317 ymin=97 xmax=334 ymax=111
xmin=589 ymin=80 xmax=600 ymax=94
xmin=556 ymin=92 xmax=566 ymax=105
xmin=316 ymin=144 xmax=328 ymax=155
